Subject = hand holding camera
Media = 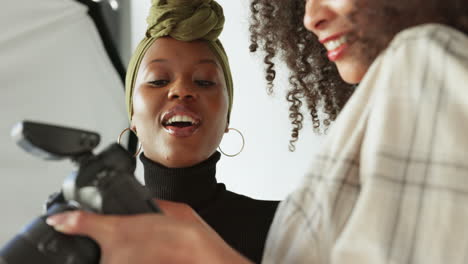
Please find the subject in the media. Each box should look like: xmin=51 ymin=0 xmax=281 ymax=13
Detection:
xmin=0 ymin=121 xmax=161 ymax=264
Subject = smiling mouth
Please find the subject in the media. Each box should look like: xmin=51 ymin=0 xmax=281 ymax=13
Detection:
xmin=323 ymin=35 xmax=349 ymax=62
xmin=161 ymin=113 xmax=201 ymax=137
xmin=323 ymin=35 xmax=348 ymax=51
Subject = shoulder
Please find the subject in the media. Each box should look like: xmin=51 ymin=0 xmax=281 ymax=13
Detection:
xmin=361 ymin=23 xmax=468 ymax=102
xmin=204 ymin=184 xmax=279 ymax=220
xmin=199 ymin=187 xmax=279 ymax=264
xmin=388 ymin=23 xmax=467 ymax=50
xmin=220 ymin=189 xmax=280 ymax=212
xmin=377 ymin=23 xmax=468 ymax=75
xmin=357 ymin=23 xmax=468 ymax=164
xmin=201 ymin=185 xmax=279 ymax=234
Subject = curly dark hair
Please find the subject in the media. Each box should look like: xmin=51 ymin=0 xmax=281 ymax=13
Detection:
xmin=249 ymin=0 xmax=468 ymax=151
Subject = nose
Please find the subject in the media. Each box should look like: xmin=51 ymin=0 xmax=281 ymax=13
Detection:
xmin=303 ymin=0 xmax=334 ymax=34
xmin=167 ymin=80 xmax=197 ymax=101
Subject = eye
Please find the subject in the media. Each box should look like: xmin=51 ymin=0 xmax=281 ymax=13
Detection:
xmin=148 ymin=80 xmax=170 ymax=87
xmin=195 ymin=80 xmax=216 ymax=87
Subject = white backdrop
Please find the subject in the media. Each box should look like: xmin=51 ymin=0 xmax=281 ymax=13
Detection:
xmin=131 ymin=0 xmax=323 ymax=200
xmin=0 ymin=0 xmax=127 ymax=244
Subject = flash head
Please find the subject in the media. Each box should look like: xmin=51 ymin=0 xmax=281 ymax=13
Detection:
xmin=11 ymin=121 xmax=100 ymax=160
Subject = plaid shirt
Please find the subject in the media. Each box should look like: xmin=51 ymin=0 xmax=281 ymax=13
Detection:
xmin=263 ymin=24 xmax=468 ymax=264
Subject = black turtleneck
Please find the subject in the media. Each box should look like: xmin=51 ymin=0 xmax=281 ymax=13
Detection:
xmin=141 ymin=152 xmax=279 ymax=264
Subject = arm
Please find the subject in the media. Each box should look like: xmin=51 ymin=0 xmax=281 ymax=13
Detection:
xmin=46 ymin=200 xmax=253 ymax=264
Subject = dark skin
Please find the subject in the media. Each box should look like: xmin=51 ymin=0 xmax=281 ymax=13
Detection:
xmin=131 ymin=37 xmax=229 ymax=168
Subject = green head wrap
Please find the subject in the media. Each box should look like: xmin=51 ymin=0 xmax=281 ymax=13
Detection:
xmin=125 ymin=0 xmax=233 ymax=122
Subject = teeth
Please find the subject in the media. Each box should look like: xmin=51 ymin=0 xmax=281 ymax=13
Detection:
xmin=166 ymin=115 xmax=196 ymax=125
xmin=324 ymin=35 xmax=347 ymax=51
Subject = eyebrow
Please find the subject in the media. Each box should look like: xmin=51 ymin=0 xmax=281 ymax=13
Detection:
xmin=196 ymin=59 xmax=220 ymax=69
xmin=143 ymin=59 xmax=167 ymax=71
xmin=146 ymin=58 xmax=167 ymax=66
xmin=145 ymin=58 xmax=220 ymax=70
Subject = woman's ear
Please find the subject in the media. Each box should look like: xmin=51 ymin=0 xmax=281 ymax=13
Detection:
xmin=130 ymin=119 xmax=137 ymax=133
xmin=225 ymin=123 xmax=229 ymax=133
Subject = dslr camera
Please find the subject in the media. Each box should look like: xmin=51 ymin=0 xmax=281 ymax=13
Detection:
xmin=0 ymin=121 xmax=160 ymax=264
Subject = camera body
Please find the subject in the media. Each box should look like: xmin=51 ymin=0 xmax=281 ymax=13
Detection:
xmin=0 ymin=121 xmax=160 ymax=264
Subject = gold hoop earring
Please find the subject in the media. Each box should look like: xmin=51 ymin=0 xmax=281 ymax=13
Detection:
xmin=218 ymin=128 xmax=245 ymax=157
xmin=117 ymin=128 xmax=142 ymax=158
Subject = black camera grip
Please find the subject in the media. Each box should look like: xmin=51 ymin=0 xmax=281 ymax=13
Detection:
xmin=0 ymin=204 xmax=100 ymax=264
xmin=98 ymin=173 xmax=161 ymax=215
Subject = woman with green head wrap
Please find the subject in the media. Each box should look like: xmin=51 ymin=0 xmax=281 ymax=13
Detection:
xmin=126 ymin=0 xmax=235 ymax=168
xmin=127 ymin=0 xmax=280 ymax=262
xmin=46 ymin=0 xmax=277 ymax=263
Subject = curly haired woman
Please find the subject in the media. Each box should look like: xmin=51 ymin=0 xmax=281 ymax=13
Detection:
xmin=46 ymin=0 xmax=468 ymax=263
xmin=252 ymin=0 xmax=468 ymax=263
